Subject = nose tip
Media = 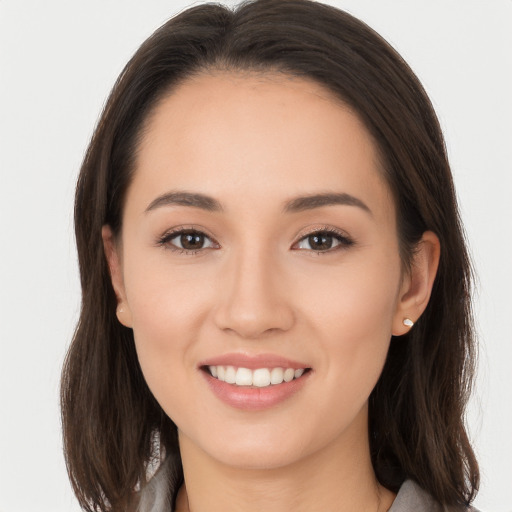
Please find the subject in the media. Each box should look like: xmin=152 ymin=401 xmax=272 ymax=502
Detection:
xmin=212 ymin=256 xmax=295 ymax=339
xmin=217 ymin=307 xmax=293 ymax=339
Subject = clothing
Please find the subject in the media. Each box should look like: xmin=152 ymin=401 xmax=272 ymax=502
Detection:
xmin=388 ymin=480 xmax=480 ymax=512
xmin=138 ymin=458 xmax=480 ymax=512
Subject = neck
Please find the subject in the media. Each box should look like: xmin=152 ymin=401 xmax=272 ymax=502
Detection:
xmin=175 ymin=415 xmax=395 ymax=512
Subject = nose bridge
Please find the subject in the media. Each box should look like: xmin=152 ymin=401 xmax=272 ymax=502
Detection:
xmin=214 ymin=241 xmax=294 ymax=338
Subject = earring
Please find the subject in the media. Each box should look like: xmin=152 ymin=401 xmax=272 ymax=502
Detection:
xmin=403 ymin=318 xmax=414 ymax=327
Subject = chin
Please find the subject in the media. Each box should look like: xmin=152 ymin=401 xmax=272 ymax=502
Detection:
xmin=210 ymin=443 xmax=301 ymax=470
xmin=198 ymin=424 xmax=320 ymax=470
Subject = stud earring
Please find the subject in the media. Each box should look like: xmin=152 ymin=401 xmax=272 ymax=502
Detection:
xmin=403 ymin=318 xmax=414 ymax=327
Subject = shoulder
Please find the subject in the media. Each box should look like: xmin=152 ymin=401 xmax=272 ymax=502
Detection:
xmin=137 ymin=457 xmax=174 ymax=512
xmin=390 ymin=480 xmax=481 ymax=512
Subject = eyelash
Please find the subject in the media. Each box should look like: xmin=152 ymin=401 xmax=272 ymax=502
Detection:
xmin=156 ymin=225 xmax=355 ymax=256
xmin=293 ymin=226 xmax=355 ymax=254
xmin=156 ymin=226 xmax=219 ymax=255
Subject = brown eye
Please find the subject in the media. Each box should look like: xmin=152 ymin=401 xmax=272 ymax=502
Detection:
xmin=306 ymin=233 xmax=334 ymax=251
xmin=163 ymin=229 xmax=217 ymax=253
xmin=179 ymin=231 xmax=206 ymax=250
xmin=295 ymin=230 xmax=353 ymax=252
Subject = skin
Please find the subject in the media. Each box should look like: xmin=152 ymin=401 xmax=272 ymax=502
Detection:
xmin=103 ymin=72 xmax=440 ymax=512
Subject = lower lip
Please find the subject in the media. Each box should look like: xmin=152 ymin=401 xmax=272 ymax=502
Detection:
xmin=202 ymin=370 xmax=311 ymax=411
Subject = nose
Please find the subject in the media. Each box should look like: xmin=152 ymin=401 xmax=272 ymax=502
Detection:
xmin=213 ymin=247 xmax=295 ymax=339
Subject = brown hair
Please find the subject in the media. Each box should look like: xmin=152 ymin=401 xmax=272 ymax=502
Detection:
xmin=61 ymin=1 xmax=479 ymax=510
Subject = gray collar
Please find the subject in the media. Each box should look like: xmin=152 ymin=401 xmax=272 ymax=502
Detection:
xmin=390 ymin=480 xmax=480 ymax=512
xmin=138 ymin=462 xmax=479 ymax=512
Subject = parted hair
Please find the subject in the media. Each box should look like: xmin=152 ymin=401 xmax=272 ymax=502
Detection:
xmin=61 ymin=1 xmax=479 ymax=510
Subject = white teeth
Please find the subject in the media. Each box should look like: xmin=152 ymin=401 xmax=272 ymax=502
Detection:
xmin=253 ymin=368 xmax=271 ymax=387
xmin=270 ymin=367 xmax=284 ymax=384
xmin=283 ymin=368 xmax=295 ymax=382
xmin=208 ymin=365 xmax=307 ymax=387
xmin=225 ymin=366 xmax=236 ymax=384
xmin=235 ymin=367 xmax=253 ymax=386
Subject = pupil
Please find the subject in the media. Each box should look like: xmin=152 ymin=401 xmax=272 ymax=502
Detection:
xmin=181 ymin=232 xmax=204 ymax=250
xmin=309 ymin=233 xmax=332 ymax=250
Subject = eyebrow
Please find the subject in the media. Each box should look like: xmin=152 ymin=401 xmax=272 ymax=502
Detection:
xmin=145 ymin=190 xmax=371 ymax=216
xmin=145 ymin=191 xmax=223 ymax=213
xmin=283 ymin=192 xmax=372 ymax=215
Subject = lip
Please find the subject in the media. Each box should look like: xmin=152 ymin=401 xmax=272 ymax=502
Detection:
xmin=198 ymin=352 xmax=309 ymax=370
xmin=199 ymin=353 xmax=312 ymax=411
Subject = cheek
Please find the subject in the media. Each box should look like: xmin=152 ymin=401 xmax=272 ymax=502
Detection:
xmin=122 ymin=253 xmax=213 ymax=399
xmin=302 ymin=251 xmax=401 ymax=399
xmin=305 ymin=251 xmax=401 ymax=340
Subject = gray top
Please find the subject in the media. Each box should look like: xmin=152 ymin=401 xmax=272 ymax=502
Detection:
xmin=389 ymin=480 xmax=480 ymax=512
xmin=138 ymin=460 xmax=480 ymax=512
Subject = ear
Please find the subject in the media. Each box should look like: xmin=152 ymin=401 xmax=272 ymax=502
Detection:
xmin=392 ymin=231 xmax=440 ymax=336
xmin=102 ymin=225 xmax=133 ymax=328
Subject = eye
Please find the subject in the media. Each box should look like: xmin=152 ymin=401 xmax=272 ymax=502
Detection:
xmin=294 ymin=229 xmax=354 ymax=253
xmin=158 ymin=228 xmax=218 ymax=254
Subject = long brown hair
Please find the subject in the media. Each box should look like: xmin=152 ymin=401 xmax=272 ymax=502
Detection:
xmin=61 ymin=1 xmax=479 ymax=510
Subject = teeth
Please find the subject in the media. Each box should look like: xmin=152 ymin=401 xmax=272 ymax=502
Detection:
xmin=253 ymin=368 xmax=271 ymax=387
xmin=225 ymin=366 xmax=236 ymax=384
xmin=235 ymin=367 xmax=253 ymax=386
xmin=284 ymin=368 xmax=295 ymax=382
xmin=207 ymin=365 xmax=307 ymax=387
xmin=270 ymin=367 xmax=284 ymax=384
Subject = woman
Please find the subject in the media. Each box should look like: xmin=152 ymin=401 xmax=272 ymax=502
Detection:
xmin=61 ymin=1 xmax=480 ymax=510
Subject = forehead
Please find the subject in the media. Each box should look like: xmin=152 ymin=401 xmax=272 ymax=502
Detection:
xmin=128 ymin=71 xmax=393 ymax=220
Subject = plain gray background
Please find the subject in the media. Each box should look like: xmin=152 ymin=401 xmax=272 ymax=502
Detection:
xmin=1 ymin=1 xmax=511 ymax=511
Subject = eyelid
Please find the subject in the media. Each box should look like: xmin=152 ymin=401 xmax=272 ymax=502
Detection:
xmin=156 ymin=225 xmax=220 ymax=254
xmin=291 ymin=225 xmax=355 ymax=253
xmin=156 ymin=224 xmax=354 ymax=255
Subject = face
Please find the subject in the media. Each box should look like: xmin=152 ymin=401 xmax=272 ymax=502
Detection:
xmin=106 ymin=72 xmax=420 ymax=470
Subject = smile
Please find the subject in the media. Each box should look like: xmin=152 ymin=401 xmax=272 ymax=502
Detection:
xmin=199 ymin=355 xmax=313 ymax=410
xmin=206 ymin=365 xmax=307 ymax=387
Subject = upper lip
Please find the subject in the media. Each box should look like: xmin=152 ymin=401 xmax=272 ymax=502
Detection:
xmin=198 ymin=353 xmax=310 ymax=370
